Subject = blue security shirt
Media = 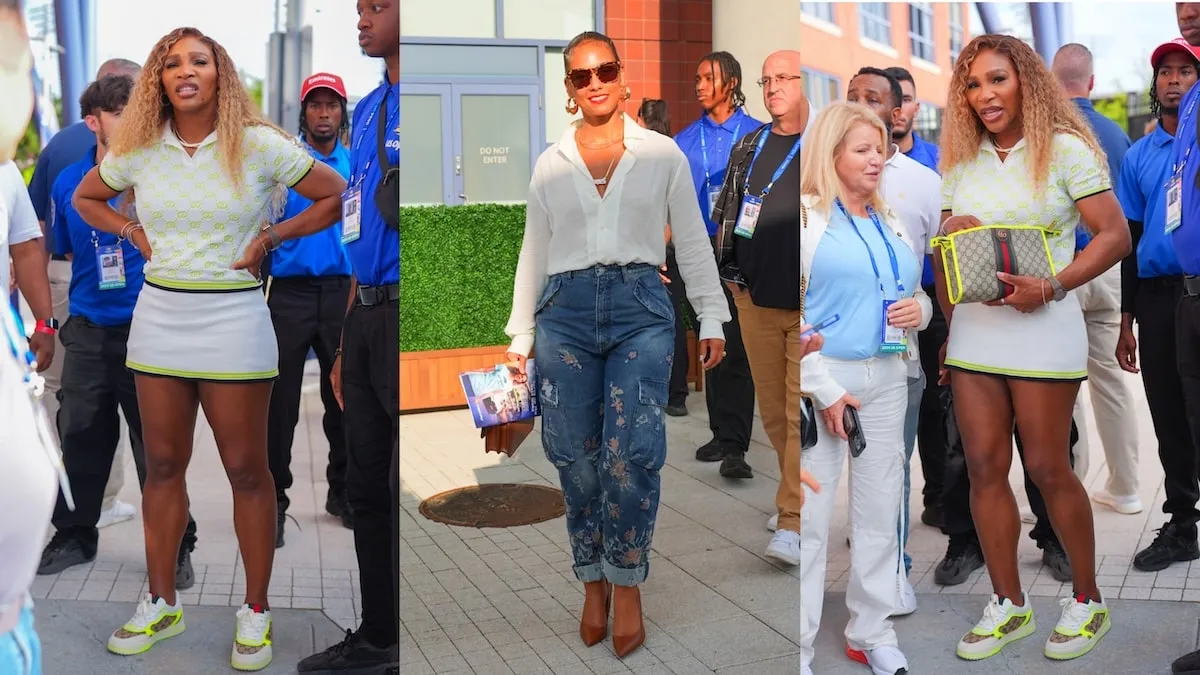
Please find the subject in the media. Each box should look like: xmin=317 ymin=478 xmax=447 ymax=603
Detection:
xmin=905 ymin=133 xmax=940 ymax=174
xmin=1073 ymin=97 xmax=1131 ymax=251
xmin=1173 ymin=82 xmax=1200 ymax=275
xmin=1117 ymin=126 xmax=1181 ymax=278
xmin=27 ymin=120 xmax=95 ymax=254
xmin=270 ymin=140 xmax=353 ymax=278
xmin=49 ymin=147 xmax=144 ymax=326
xmin=345 ymin=74 xmax=400 ymax=287
xmin=674 ymin=108 xmax=765 ymax=235
xmin=805 ymin=211 xmax=921 ymax=360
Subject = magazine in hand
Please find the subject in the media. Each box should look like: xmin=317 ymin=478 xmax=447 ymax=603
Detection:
xmin=460 ymin=360 xmax=540 ymax=429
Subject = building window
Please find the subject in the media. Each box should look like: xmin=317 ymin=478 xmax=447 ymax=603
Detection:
xmin=503 ymin=0 xmax=594 ymax=41
xmin=909 ymin=3 xmax=935 ymax=62
xmin=949 ymin=3 xmax=965 ymax=64
xmin=801 ymin=2 xmax=835 ymax=23
xmin=401 ymin=0 xmax=496 ymax=38
xmin=802 ymin=68 xmax=841 ymax=114
xmin=914 ymin=102 xmax=943 ymax=146
xmin=859 ymin=3 xmax=891 ymax=46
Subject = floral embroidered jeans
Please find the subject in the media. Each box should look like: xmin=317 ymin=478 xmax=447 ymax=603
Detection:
xmin=534 ymin=264 xmax=674 ymax=587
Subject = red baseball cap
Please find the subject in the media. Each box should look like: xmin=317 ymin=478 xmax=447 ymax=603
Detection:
xmin=1151 ymin=37 xmax=1200 ymax=68
xmin=300 ymin=72 xmax=347 ymax=102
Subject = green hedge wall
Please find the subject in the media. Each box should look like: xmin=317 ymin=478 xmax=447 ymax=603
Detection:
xmin=400 ymin=204 xmax=525 ymax=352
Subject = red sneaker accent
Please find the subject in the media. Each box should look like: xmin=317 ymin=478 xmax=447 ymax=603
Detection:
xmin=846 ymin=644 xmax=869 ymax=665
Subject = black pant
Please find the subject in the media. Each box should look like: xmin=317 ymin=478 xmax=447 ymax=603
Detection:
xmin=266 ymin=275 xmax=350 ymax=514
xmin=342 ymin=295 xmax=398 ymax=648
xmin=1173 ymin=290 xmax=1200 ymax=526
xmin=707 ymin=238 xmax=755 ymax=454
xmin=940 ymin=385 xmax=1073 ymax=547
xmin=665 ymin=247 xmax=695 ymax=406
xmin=52 ymin=317 xmax=197 ymax=552
xmin=1139 ymin=278 xmax=1198 ymax=526
xmin=916 ymin=285 xmax=948 ymax=509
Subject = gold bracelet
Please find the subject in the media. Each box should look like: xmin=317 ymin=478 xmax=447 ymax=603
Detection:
xmin=119 ymin=221 xmax=141 ymax=239
xmin=1041 ymin=280 xmax=1048 ymax=305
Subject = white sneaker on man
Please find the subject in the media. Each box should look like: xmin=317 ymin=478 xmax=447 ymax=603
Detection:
xmin=1019 ymin=508 xmax=1036 ymax=525
xmin=891 ymin=576 xmax=918 ymax=617
xmin=766 ymin=513 xmax=778 ymax=532
xmin=1092 ymin=489 xmax=1143 ymax=515
xmin=764 ymin=530 xmax=801 ymax=566
xmin=801 ymin=664 xmax=814 ymax=675
xmin=97 ymin=500 xmax=136 ymax=528
xmin=847 ymin=643 xmax=909 ymax=674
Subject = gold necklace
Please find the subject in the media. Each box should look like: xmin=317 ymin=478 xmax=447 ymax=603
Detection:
xmin=172 ymin=124 xmax=205 ymax=148
xmin=593 ymin=149 xmax=622 ymax=187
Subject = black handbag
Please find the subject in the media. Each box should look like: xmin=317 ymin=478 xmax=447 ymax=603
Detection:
xmin=374 ymin=89 xmax=399 ymax=232
xmin=799 ymin=202 xmax=817 ymax=451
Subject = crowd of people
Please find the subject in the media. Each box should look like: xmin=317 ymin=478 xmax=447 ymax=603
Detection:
xmin=0 ymin=0 xmax=399 ymax=673
xmin=495 ymin=5 xmax=1200 ymax=674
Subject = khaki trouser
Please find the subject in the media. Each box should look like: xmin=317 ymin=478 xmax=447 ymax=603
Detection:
xmin=39 ymin=260 xmax=126 ymax=510
xmin=1072 ymin=263 xmax=1139 ymax=496
xmin=731 ymin=287 xmax=804 ymax=533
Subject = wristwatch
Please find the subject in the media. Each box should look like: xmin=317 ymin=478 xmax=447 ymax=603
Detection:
xmin=262 ymin=224 xmax=283 ymax=251
xmin=1048 ymin=276 xmax=1068 ymax=302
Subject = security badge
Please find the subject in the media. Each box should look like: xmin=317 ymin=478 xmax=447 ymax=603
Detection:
xmin=94 ymin=231 xmax=125 ymax=290
xmin=342 ymin=187 xmax=361 ymax=244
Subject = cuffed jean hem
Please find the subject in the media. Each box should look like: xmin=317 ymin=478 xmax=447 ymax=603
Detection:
xmin=574 ymin=563 xmax=605 ymax=583
xmin=603 ymin=561 xmax=648 ymax=587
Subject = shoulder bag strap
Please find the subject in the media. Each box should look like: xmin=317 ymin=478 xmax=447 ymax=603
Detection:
xmin=376 ymin=89 xmax=395 ymax=172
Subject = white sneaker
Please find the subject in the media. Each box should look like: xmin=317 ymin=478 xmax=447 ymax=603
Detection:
xmin=801 ymin=664 xmax=814 ymax=675
xmin=764 ymin=530 xmax=801 ymax=566
xmin=1044 ymin=595 xmax=1110 ymax=660
xmin=231 ymin=603 xmax=273 ymax=671
xmin=1019 ymin=508 xmax=1036 ymax=525
xmin=97 ymin=500 xmax=136 ymax=528
xmin=107 ymin=593 xmax=185 ymax=655
xmin=891 ymin=576 xmax=917 ymax=617
xmin=956 ymin=593 xmax=1035 ymax=660
xmin=847 ymin=643 xmax=909 ymax=674
xmin=1092 ymin=489 xmax=1144 ymax=515
xmin=766 ymin=513 xmax=778 ymax=532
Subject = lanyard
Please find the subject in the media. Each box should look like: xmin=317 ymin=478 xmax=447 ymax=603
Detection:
xmin=742 ymin=125 xmax=801 ymax=197
xmin=1174 ymin=92 xmax=1200 ymax=176
xmin=835 ymin=199 xmax=906 ymax=298
xmin=700 ymin=115 xmax=742 ymax=189
xmin=352 ymin=87 xmax=398 ymax=187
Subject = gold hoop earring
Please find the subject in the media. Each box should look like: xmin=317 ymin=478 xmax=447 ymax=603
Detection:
xmin=566 ymin=97 xmax=579 ymax=115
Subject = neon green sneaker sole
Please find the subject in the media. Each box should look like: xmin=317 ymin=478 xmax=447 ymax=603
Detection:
xmin=956 ymin=616 xmax=1036 ymax=661
xmin=106 ymin=615 xmax=186 ymax=656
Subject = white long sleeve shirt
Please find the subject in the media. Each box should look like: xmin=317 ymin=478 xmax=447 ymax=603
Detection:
xmin=506 ymin=115 xmax=730 ymax=356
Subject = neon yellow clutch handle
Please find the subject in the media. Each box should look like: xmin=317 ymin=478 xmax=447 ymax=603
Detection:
xmin=930 ymin=224 xmax=1058 ymax=305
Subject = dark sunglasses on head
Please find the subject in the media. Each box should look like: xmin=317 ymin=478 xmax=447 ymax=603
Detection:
xmin=568 ymin=61 xmax=621 ymax=90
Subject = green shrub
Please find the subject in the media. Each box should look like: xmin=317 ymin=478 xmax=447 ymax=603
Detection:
xmin=400 ymin=204 xmax=525 ymax=352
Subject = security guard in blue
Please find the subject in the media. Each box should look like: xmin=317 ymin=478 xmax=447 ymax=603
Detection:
xmin=297 ymin=0 xmax=399 ymax=672
xmin=38 ymin=74 xmax=199 ymax=590
xmin=265 ymin=72 xmax=354 ymax=550
xmin=672 ymin=52 xmax=764 ymax=480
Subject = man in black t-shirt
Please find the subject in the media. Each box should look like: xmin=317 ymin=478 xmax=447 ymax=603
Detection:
xmin=712 ymin=50 xmax=807 ymax=566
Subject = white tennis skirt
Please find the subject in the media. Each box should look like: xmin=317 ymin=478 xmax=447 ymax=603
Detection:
xmin=126 ymin=282 xmax=278 ymax=382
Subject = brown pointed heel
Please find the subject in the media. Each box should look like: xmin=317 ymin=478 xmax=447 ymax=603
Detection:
xmin=579 ymin=581 xmax=611 ymax=647
xmin=612 ymin=585 xmax=645 ymax=659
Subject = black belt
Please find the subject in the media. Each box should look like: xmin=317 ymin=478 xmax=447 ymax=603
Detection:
xmin=1185 ymin=275 xmax=1200 ymax=297
xmin=356 ymin=283 xmax=399 ymax=306
xmin=50 ymin=254 xmax=68 ymax=262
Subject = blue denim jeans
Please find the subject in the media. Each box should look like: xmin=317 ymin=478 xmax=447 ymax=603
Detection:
xmin=898 ymin=369 xmax=925 ymax=576
xmin=535 ymin=264 xmax=674 ymax=587
xmin=0 ymin=599 xmax=41 ymax=675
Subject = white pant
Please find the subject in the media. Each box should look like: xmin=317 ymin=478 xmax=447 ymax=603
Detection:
xmin=1071 ymin=263 xmax=1139 ymax=495
xmin=800 ymin=355 xmax=907 ymax=666
xmin=30 ymin=260 xmax=126 ymax=510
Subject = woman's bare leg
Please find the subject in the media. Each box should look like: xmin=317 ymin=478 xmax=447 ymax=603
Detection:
xmin=198 ymin=381 xmax=275 ymax=605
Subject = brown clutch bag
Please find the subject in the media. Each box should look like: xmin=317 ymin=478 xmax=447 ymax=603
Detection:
xmin=481 ymin=419 xmax=535 ymax=457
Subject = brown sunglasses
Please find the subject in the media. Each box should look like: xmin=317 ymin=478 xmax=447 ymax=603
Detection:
xmin=568 ymin=61 xmax=621 ymax=90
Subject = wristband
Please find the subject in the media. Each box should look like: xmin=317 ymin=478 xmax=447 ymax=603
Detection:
xmin=34 ymin=320 xmax=56 ymax=335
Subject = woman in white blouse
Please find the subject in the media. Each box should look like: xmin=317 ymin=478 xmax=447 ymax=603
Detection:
xmin=504 ymin=31 xmax=729 ymax=659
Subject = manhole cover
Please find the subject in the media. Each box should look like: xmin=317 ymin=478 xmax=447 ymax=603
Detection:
xmin=419 ymin=483 xmax=565 ymax=528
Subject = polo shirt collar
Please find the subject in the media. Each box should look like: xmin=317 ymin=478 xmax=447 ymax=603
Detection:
xmin=160 ymin=124 xmax=218 ymax=151
xmin=981 ymin=135 xmax=1027 ymax=156
xmin=1073 ymin=96 xmax=1095 ymax=111
xmin=884 ymin=144 xmax=903 ymax=166
xmin=78 ymin=144 xmax=99 ymax=168
xmin=701 ymin=107 xmax=748 ymax=132
xmin=1151 ymin=124 xmax=1174 ymax=147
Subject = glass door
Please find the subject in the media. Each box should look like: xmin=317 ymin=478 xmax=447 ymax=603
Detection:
xmin=451 ymin=84 xmax=540 ymax=205
xmin=399 ymin=83 xmax=453 ymax=206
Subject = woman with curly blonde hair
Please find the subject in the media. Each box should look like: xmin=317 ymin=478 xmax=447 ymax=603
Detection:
xmin=72 ymin=27 xmax=346 ymax=671
xmin=933 ymin=34 xmax=1130 ymax=663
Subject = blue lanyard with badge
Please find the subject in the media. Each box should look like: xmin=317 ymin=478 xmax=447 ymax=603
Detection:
xmin=93 ymin=230 xmax=126 ymax=290
xmin=733 ymin=126 xmax=801 ymax=239
xmin=1166 ymin=93 xmax=1199 ymax=234
xmin=834 ymin=199 xmax=909 ymax=353
xmin=700 ymin=117 xmax=741 ymax=217
xmin=1 ymin=303 xmax=76 ymax=510
xmin=343 ymin=88 xmax=397 ymax=245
